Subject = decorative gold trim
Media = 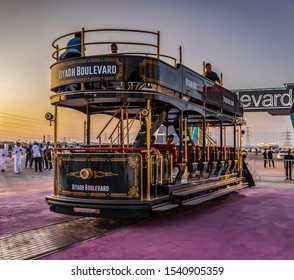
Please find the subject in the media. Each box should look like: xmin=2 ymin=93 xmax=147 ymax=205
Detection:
xmin=139 ymin=59 xmax=157 ymax=82
xmin=93 ymin=171 xmax=119 ymax=178
xmin=128 ymin=156 xmax=140 ymax=169
xmin=66 ymin=169 xmax=118 ymax=179
xmin=128 ymin=186 xmax=140 ymax=198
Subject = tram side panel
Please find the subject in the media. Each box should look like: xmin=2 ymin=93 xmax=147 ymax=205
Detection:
xmin=56 ymin=153 xmax=143 ymax=200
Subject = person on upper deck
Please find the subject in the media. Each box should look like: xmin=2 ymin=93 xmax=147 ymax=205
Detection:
xmin=111 ymin=43 xmax=118 ymax=54
xmin=205 ymin=63 xmax=220 ymax=84
xmin=166 ymin=134 xmax=174 ymax=145
xmin=59 ymin=32 xmax=82 ymax=60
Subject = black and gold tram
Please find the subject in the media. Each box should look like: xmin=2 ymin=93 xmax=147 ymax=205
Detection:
xmin=46 ymin=28 xmax=245 ymax=218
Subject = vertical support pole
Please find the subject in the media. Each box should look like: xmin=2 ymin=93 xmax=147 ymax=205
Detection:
xmin=56 ymin=45 xmax=59 ymax=62
xmin=207 ymin=122 xmax=210 ymax=161
xmin=202 ymin=61 xmax=206 ymax=76
xmin=184 ymin=117 xmax=188 ymax=163
xmin=126 ymin=110 xmax=129 ymax=147
xmin=121 ymin=108 xmax=124 ymax=152
xmin=86 ymin=102 xmax=91 ymax=145
xmin=179 ymin=111 xmax=183 ymax=163
xmin=220 ymin=73 xmax=223 ymax=87
xmin=202 ymin=116 xmax=206 ymax=161
xmin=233 ymin=124 xmax=237 ymax=160
xmin=53 ymin=104 xmax=58 ymax=195
xmin=239 ymin=125 xmax=243 ymax=177
xmin=219 ymin=121 xmax=223 ymax=161
xmin=224 ymin=126 xmax=227 ymax=160
xmin=178 ymin=46 xmax=182 ymax=65
xmin=81 ymin=28 xmax=85 ymax=91
xmin=146 ymin=99 xmax=152 ymax=200
xmin=156 ymin=31 xmax=160 ymax=59
xmin=83 ymin=121 xmax=87 ymax=145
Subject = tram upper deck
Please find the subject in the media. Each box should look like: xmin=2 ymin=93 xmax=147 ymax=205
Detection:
xmin=50 ymin=28 xmax=243 ymax=120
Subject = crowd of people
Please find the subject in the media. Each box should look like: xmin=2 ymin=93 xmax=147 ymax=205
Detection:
xmin=0 ymin=141 xmax=53 ymax=174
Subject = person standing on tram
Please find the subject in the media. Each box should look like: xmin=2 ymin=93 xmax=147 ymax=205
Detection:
xmin=111 ymin=43 xmax=118 ymax=54
xmin=13 ymin=142 xmax=25 ymax=174
xmin=166 ymin=134 xmax=174 ymax=144
xmin=0 ymin=144 xmax=8 ymax=172
xmin=59 ymin=32 xmax=82 ymax=60
xmin=205 ymin=63 xmax=220 ymax=84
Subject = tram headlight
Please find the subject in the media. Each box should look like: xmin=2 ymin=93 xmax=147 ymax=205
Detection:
xmin=141 ymin=108 xmax=149 ymax=116
xmin=45 ymin=112 xmax=54 ymax=120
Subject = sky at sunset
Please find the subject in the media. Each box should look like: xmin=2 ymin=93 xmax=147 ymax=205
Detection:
xmin=0 ymin=0 xmax=293 ymax=145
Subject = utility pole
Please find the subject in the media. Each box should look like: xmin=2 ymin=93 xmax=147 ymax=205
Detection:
xmin=282 ymin=128 xmax=292 ymax=147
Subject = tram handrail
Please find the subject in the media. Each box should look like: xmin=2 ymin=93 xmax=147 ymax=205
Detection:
xmin=96 ymin=102 xmax=129 ymax=140
xmin=112 ymin=110 xmax=141 ymax=146
xmin=51 ymin=28 xmax=178 ymax=66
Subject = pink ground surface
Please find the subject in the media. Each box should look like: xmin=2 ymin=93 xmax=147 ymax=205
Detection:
xmin=1 ymin=158 xmax=293 ymax=260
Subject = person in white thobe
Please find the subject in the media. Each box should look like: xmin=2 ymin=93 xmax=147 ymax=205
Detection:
xmin=13 ymin=142 xmax=25 ymax=174
xmin=0 ymin=144 xmax=8 ymax=172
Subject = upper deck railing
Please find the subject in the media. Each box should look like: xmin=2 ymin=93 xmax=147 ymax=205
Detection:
xmin=50 ymin=28 xmax=243 ymax=118
xmin=52 ymin=28 xmax=178 ymax=66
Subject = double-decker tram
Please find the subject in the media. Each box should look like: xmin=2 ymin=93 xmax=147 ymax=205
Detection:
xmin=46 ymin=28 xmax=245 ymax=218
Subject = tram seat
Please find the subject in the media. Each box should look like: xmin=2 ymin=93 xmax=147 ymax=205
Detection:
xmin=210 ymin=161 xmax=218 ymax=177
xmin=229 ymin=160 xmax=236 ymax=173
xmin=188 ymin=162 xmax=199 ymax=181
xmin=191 ymin=162 xmax=204 ymax=180
xmin=201 ymin=161 xmax=214 ymax=179
xmin=173 ymin=163 xmax=187 ymax=184
xmin=234 ymin=159 xmax=239 ymax=173
xmin=219 ymin=160 xmax=231 ymax=175
xmin=212 ymin=161 xmax=222 ymax=177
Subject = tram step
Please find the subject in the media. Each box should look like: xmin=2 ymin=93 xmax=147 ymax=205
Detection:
xmin=152 ymin=202 xmax=179 ymax=212
xmin=182 ymin=183 xmax=244 ymax=206
xmin=172 ymin=177 xmax=243 ymax=197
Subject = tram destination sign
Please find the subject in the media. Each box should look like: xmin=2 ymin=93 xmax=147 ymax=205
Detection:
xmin=51 ymin=57 xmax=123 ymax=88
xmin=234 ymin=85 xmax=293 ymax=115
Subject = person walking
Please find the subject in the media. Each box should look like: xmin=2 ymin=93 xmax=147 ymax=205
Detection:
xmin=267 ymin=147 xmax=275 ymax=168
xmin=0 ymin=144 xmax=8 ymax=172
xmin=284 ymin=150 xmax=294 ymax=181
xmin=25 ymin=144 xmax=33 ymax=169
xmin=262 ymin=148 xmax=267 ymax=168
xmin=31 ymin=141 xmax=43 ymax=172
xmin=13 ymin=142 xmax=25 ymax=174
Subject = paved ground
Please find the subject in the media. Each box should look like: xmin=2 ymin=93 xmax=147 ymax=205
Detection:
xmin=1 ymin=156 xmax=293 ymax=259
xmin=0 ymin=158 xmax=75 ymax=236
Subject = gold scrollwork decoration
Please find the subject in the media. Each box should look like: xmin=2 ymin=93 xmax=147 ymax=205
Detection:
xmin=66 ymin=169 xmax=119 ymax=180
xmin=57 ymin=157 xmax=63 ymax=167
xmin=93 ymin=171 xmax=119 ymax=178
xmin=128 ymin=186 xmax=139 ymax=199
xmin=66 ymin=171 xmax=81 ymax=178
xmin=128 ymin=156 xmax=140 ymax=169
xmin=139 ymin=59 xmax=157 ymax=82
